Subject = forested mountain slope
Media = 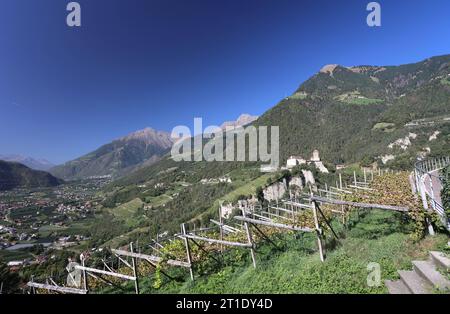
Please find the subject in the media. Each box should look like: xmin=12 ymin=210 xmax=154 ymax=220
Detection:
xmin=0 ymin=161 xmax=63 ymax=191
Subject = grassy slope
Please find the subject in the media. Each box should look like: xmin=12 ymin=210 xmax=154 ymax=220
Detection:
xmin=203 ymin=174 xmax=271 ymax=209
xmin=100 ymin=226 xmax=150 ymax=248
xmin=167 ymin=234 xmax=446 ymax=294
xmin=101 ymin=227 xmax=448 ymax=294
xmin=107 ymin=198 xmax=143 ymax=226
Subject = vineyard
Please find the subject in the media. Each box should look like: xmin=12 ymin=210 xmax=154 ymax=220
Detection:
xmin=27 ymin=170 xmax=449 ymax=294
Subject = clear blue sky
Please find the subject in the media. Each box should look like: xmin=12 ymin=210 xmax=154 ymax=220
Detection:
xmin=1 ymin=0 xmax=450 ymax=164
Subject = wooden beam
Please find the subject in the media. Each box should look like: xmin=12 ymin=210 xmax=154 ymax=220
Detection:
xmin=265 ymin=210 xmax=295 ymax=222
xmin=242 ymin=209 xmax=257 ymax=268
xmin=27 ymin=282 xmax=87 ymax=294
xmin=234 ymin=216 xmax=314 ymax=232
xmin=75 ymin=265 xmax=136 ymax=281
xmin=219 ymin=207 xmax=224 ymax=252
xmin=182 ymin=224 xmax=194 ymax=281
xmin=180 ymin=233 xmax=253 ymax=248
xmin=330 ymin=186 xmax=353 ymax=194
xmin=210 ymin=219 xmax=242 ymax=233
xmin=114 ymin=253 xmax=132 ymax=268
xmin=246 ymin=211 xmax=273 ymax=222
xmin=102 ymin=259 xmax=116 ymax=273
xmin=318 ymin=189 xmax=342 ymax=197
xmin=283 ymin=201 xmax=314 ymax=210
xmin=312 ymin=199 xmax=325 ymax=262
xmin=310 ymin=196 xmax=409 ymax=212
xmin=130 ymin=243 xmax=139 ymax=294
xmin=189 ymin=226 xmax=216 ymax=233
xmin=269 ymin=205 xmax=301 ymax=216
xmin=348 ymin=185 xmax=374 ymax=191
xmin=111 ymin=249 xmax=191 ymax=268
xmin=81 ymin=258 xmax=88 ymax=292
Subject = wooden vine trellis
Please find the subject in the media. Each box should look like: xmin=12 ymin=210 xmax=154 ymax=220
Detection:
xmin=26 ymin=168 xmax=411 ymax=294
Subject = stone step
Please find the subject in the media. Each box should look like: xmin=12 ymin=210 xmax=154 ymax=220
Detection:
xmin=385 ymin=280 xmax=411 ymax=294
xmin=429 ymin=251 xmax=450 ymax=271
xmin=413 ymin=260 xmax=450 ymax=291
xmin=398 ymin=270 xmax=431 ymax=294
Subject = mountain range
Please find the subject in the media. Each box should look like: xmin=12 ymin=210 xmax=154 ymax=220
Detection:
xmin=254 ymin=54 xmax=450 ymax=166
xmin=114 ymin=54 xmax=450 ymax=190
xmin=0 ymin=160 xmax=63 ymax=191
xmin=17 ymin=54 xmax=450 ymax=185
xmin=50 ymin=127 xmax=173 ymax=180
xmin=49 ymin=114 xmax=259 ymax=180
xmin=0 ymin=154 xmax=54 ymax=171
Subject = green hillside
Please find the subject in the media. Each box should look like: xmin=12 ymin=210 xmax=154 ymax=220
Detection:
xmin=0 ymin=160 xmax=64 ymax=191
xmin=255 ymin=54 xmax=450 ymax=164
xmin=100 ymin=210 xmax=448 ymax=294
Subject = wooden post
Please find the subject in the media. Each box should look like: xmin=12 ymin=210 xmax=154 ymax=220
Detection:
xmin=353 ymin=171 xmax=357 ymax=186
xmin=311 ymin=198 xmax=324 ymax=262
xmin=339 ymin=173 xmax=343 ymax=190
xmin=428 ymin=173 xmax=437 ymax=212
xmin=241 ymin=209 xmax=257 ymax=268
xmin=81 ymin=256 xmax=88 ymax=292
xmin=219 ymin=206 xmax=224 ymax=253
xmin=290 ymin=201 xmax=295 ymax=220
xmin=182 ymin=224 xmax=194 ymax=281
xmin=31 ymin=276 xmax=36 ymax=294
xmin=130 ymin=243 xmax=139 ymax=294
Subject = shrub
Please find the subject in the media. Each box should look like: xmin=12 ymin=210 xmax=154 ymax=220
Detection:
xmin=442 ymin=165 xmax=450 ymax=217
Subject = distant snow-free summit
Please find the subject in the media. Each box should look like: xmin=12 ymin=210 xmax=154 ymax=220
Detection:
xmin=220 ymin=114 xmax=258 ymax=130
xmin=50 ymin=127 xmax=173 ymax=180
xmin=0 ymin=154 xmax=55 ymax=171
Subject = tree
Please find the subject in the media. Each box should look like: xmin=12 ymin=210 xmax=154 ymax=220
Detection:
xmin=256 ymin=187 xmax=265 ymax=203
xmin=0 ymin=262 xmax=20 ymax=294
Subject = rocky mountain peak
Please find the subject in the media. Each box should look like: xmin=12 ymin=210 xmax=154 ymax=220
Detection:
xmin=319 ymin=64 xmax=339 ymax=74
xmin=221 ymin=113 xmax=258 ymax=130
xmin=121 ymin=127 xmax=173 ymax=147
